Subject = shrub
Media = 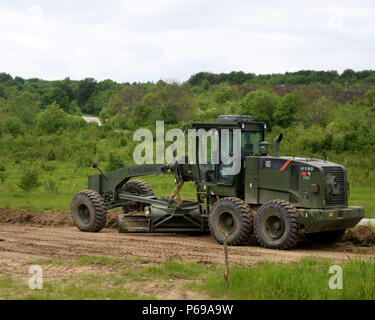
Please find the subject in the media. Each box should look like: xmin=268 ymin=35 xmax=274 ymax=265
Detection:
xmin=44 ymin=179 xmax=58 ymax=193
xmin=240 ymin=89 xmax=279 ymax=129
xmin=214 ymin=84 xmax=238 ymax=104
xmin=17 ymin=168 xmax=42 ymax=192
xmin=40 ymin=162 xmax=56 ymax=172
xmin=75 ymin=153 xmax=93 ymax=168
xmin=46 ymin=149 xmax=57 ymax=161
xmin=36 ymin=104 xmax=69 ymax=134
xmin=106 ymin=152 xmax=122 ymax=171
xmin=0 ymin=165 xmax=5 ymax=184
xmin=3 ymin=116 xmax=24 ymax=136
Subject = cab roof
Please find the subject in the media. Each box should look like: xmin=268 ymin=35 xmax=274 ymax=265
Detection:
xmin=190 ymin=115 xmax=266 ymax=129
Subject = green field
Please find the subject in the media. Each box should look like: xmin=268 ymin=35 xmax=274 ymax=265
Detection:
xmin=0 ymin=160 xmax=373 ymax=217
xmin=1 ymin=257 xmax=375 ymax=300
xmin=0 ymin=161 xmax=198 ymax=211
xmin=349 ymin=187 xmax=375 ymax=218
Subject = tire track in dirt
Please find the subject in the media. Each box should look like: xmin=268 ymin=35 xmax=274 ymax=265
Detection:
xmin=1 ymin=223 xmax=375 ymax=299
xmin=1 ymin=209 xmax=374 ymax=299
xmin=1 ymin=224 xmax=375 ymax=275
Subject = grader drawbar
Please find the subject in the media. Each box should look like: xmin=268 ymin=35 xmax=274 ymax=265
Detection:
xmin=72 ymin=163 xmax=207 ymax=234
xmin=71 ymin=115 xmax=364 ymax=250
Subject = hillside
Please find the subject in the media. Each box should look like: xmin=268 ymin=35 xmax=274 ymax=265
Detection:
xmin=0 ymin=70 xmax=375 ymax=212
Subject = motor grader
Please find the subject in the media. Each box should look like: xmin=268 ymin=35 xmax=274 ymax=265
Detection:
xmin=71 ymin=115 xmax=364 ymax=250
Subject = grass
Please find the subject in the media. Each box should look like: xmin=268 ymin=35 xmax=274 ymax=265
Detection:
xmin=0 ymin=161 xmax=197 ymax=211
xmin=194 ymin=258 xmax=375 ymax=300
xmin=75 ymin=255 xmax=125 ymax=266
xmin=349 ymin=187 xmax=375 ymax=218
xmin=26 ymin=258 xmax=67 ymax=265
xmin=123 ymin=260 xmax=220 ymax=281
xmin=120 ymin=258 xmax=375 ymax=300
xmin=121 ymin=258 xmax=375 ymax=300
xmin=27 ymin=255 xmax=125 ymax=266
xmin=3 ymin=256 xmax=375 ymax=299
xmin=0 ymin=159 xmax=373 ymax=217
xmin=0 ymin=274 xmax=155 ymax=300
xmin=0 ymin=161 xmax=92 ymax=211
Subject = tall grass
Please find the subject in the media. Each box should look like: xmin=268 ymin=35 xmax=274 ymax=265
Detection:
xmin=0 ymin=274 xmax=155 ymax=300
xmin=198 ymin=258 xmax=375 ymax=300
xmin=2 ymin=257 xmax=375 ymax=300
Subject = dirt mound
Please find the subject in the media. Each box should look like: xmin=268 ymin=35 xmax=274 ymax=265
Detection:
xmin=342 ymin=226 xmax=375 ymax=245
xmin=0 ymin=209 xmax=119 ymax=228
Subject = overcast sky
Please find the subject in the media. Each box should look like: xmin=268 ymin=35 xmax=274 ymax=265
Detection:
xmin=0 ymin=0 xmax=374 ymax=82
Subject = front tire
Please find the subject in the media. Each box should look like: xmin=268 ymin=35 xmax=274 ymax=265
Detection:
xmin=209 ymin=197 xmax=254 ymax=246
xmin=254 ymin=200 xmax=299 ymax=250
xmin=71 ymin=189 xmax=107 ymax=232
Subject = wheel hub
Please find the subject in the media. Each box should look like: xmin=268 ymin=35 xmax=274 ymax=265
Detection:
xmin=263 ymin=213 xmax=285 ymax=240
xmin=218 ymin=211 xmax=236 ymax=234
xmin=78 ymin=204 xmax=91 ymax=224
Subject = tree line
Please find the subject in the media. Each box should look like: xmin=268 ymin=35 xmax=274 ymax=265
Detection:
xmin=1 ymin=70 xmax=375 ymax=186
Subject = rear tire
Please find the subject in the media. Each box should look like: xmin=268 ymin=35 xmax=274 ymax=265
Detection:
xmin=306 ymin=230 xmax=345 ymax=244
xmin=209 ymin=197 xmax=254 ymax=246
xmin=120 ymin=179 xmax=154 ymax=213
xmin=71 ymin=189 xmax=106 ymax=232
xmin=254 ymin=200 xmax=299 ymax=250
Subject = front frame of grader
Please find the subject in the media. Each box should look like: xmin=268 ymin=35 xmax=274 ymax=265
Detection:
xmin=87 ymin=163 xmax=208 ymax=233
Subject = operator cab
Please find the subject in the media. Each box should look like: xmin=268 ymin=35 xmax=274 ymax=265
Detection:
xmin=190 ymin=115 xmax=265 ymax=185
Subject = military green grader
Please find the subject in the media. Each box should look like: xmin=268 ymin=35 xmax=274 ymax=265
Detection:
xmin=71 ymin=115 xmax=364 ymax=250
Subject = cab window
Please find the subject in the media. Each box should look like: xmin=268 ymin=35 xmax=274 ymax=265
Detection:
xmin=241 ymin=131 xmax=261 ymax=157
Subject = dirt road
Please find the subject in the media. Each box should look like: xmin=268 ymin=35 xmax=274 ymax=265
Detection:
xmin=1 ymin=208 xmax=375 ymax=299
xmin=0 ymin=208 xmax=374 ymax=281
xmin=1 ymin=223 xmax=375 ymax=278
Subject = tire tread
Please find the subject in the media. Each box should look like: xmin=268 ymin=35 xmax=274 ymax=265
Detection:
xmin=71 ymin=189 xmax=106 ymax=232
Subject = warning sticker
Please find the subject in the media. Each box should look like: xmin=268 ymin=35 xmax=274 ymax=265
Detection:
xmin=301 ymin=172 xmax=312 ymax=180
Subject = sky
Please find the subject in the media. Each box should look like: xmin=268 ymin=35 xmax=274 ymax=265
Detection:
xmin=0 ymin=0 xmax=374 ymax=83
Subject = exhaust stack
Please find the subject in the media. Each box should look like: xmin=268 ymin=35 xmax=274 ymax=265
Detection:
xmin=273 ymin=133 xmax=283 ymax=157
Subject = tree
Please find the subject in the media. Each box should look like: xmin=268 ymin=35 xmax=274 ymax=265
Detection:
xmin=302 ymin=96 xmax=333 ymax=127
xmin=18 ymin=168 xmax=42 ymax=192
xmin=341 ymin=69 xmax=356 ymax=87
xmin=57 ymin=79 xmax=75 ymax=102
xmin=364 ymin=89 xmax=375 ymax=109
xmin=108 ymin=83 xmax=148 ymax=116
xmin=77 ymin=78 xmax=97 ymax=109
xmin=0 ymin=73 xmax=12 ymax=83
xmin=12 ymin=76 xmax=25 ymax=90
xmin=6 ymin=91 xmax=40 ymax=124
xmin=98 ymin=79 xmax=118 ymax=91
xmin=36 ymin=103 xmax=69 ymax=134
xmin=83 ymin=90 xmax=112 ymax=115
xmin=274 ymin=94 xmax=301 ymax=128
xmin=201 ymin=79 xmax=210 ymax=90
xmin=363 ymin=73 xmax=375 ymax=85
xmin=0 ymin=84 xmax=6 ymax=99
xmin=41 ymin=87 xmax=70 ymax=112
xmin=214 ymin=84 xmax=238 ymax=104
xmin=240 ymin=89 xmax=279 ymax=128
xmin=3 ymin=116 xmax=23 ymax=136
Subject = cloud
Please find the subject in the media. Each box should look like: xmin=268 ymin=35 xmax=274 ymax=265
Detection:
xmin=0 ymin=0 xmax=374 ymax=82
